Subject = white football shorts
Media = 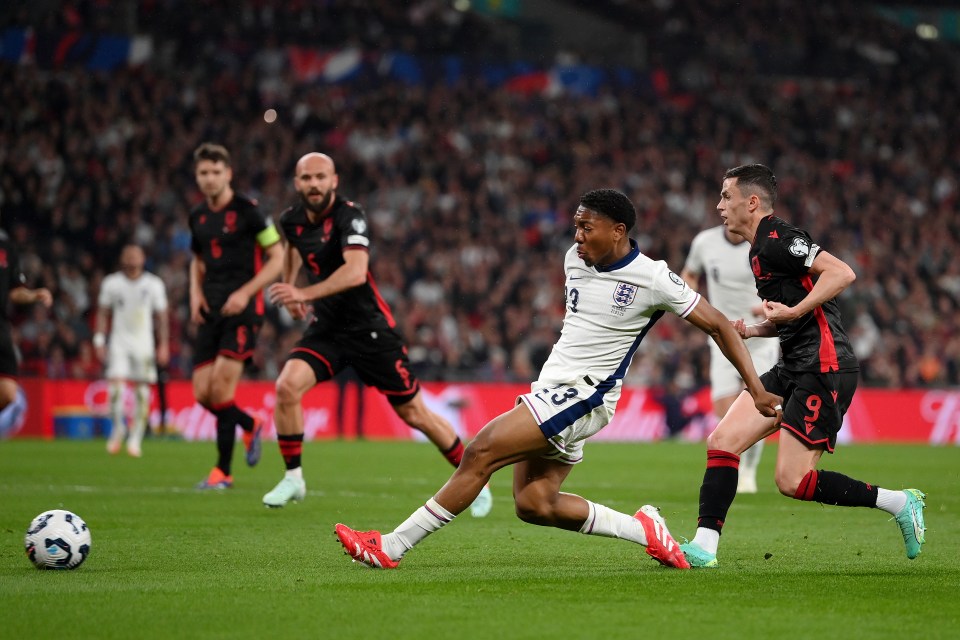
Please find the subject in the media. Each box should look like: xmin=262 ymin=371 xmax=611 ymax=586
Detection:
xmin=106 ymin=345 xmax=157 ymax=384
xmin=517 ymin=375 xmax=620 ymax=465
xmin=708 ymin=337 xmax=779 ymax=401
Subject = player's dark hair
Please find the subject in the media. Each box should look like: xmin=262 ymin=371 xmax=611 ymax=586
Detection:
xmin=193 ymin=142 xmax=231 ymax=167
xmin=579 ymin=189 xmax=636 ymax=232
xmin=723 ymin=164 xmax=777 ymax=209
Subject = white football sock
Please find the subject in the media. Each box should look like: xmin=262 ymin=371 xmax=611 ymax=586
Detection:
xmin=692 ymin=527 xmax=720 ymax=555
xmin=108 ymin=381 xmax=126 ymax=445
xmin=740 ymin=440 xmax=764 ymax=476
xmin=285 ymin=467 xmax=303 ymax=480
xmin=384 ymin=498 xmax=455 ymax=560
xmin=876 ymin=488 xmax=907 ymax=515
xmin=579 ymin=501 xmax=647 ymax=545
xmin=128 ymin=383 xmax=150 ymax=449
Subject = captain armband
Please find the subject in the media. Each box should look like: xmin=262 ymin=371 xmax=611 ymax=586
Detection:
xmin=257 ymin=224 xmax=281 ymax=248
xmin=804 ymin=244 xmax=820 ymax=268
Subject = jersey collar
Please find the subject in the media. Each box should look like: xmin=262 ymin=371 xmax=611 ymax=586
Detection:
xmin=596 ymin=238 xmax=640 ymax=272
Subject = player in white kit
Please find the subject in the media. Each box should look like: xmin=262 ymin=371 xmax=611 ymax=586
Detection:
xmin=335 ymin=189 xmax=782 ymax=570
xmin=94 ymin=245 xmax=169 ymax=457
xmin=682 ymin=225 xmax=780 ymax=493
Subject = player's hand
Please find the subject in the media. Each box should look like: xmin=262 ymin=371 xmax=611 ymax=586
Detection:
xmin=761 ymin=299 xmax=798 ymax=324
xmin=190 ymin=294 xmax=210 ymax=324
xmin=34 ymin=288 xmax=53 ymax=307
xmin=95 ymin=345 xmax=106 ymax=363
xmin=754 ymin=391 xmax=784 ymax=425
xmin=285 ymin=301 xmax=308 ymax=320
xmin=156 ymin=344 xmax=170 ymax=367
xmin=221 ymin=290 xmax=250 ymax=316
xmin=269 ymin=283 xmax=306 ymax=307
xmin=732 ymin=318 xmax=749 ymax=339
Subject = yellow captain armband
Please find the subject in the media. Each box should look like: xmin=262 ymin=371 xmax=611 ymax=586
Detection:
xmin=257 ymin=224 xmax=281 ymax=247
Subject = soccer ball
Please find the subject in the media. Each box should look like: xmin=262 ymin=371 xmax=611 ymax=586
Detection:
xmin=24 ymin=509 xmax=92 ymax=570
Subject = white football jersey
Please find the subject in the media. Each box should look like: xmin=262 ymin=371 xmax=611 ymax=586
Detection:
xmin=98 ymin=271 xmax=168 ymax=355
xmin=683 ymin=225 xmax=762 ymax=322
xmin=538 ymin=240 xmax=701 ymax=394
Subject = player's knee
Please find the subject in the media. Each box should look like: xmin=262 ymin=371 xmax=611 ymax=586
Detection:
xmin=513 ymin=491 xmax=555 ymax=525
xmin=207 ymin=386 xmax=234 ymax=405
xmin=461 ymin=433 xmax=513 ymax=481
xmin=705 ymin=428 xmax=732 ymax=451
xmin=274 ymin=376 xmax=305 ymax=406
xmin=774 ymin=468 xmax=801 ymax=497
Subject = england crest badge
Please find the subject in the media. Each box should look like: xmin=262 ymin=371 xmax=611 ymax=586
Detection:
xmin=613 ymin=282 xmax=637 ymax=307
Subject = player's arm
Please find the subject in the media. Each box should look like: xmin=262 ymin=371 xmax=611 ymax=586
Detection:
xmin=680 ymin=267 xmax=700 ymax=291
xmin=277 ymin=237 xmax=307 ymax=319
xmin=221 ymin=226 xmax=283 ymax=316
xmin=761 ymin=250 xmax=855 ymax=325
xmin=9 ymin=286 xmax=53 ymax=307
xmin=189 ymin=254 xmax=209 ymax=324
xmin=93 ymin=304 xmax=110 ymax=362
xmin=269 ymin=249 xmax=367 ymax=307
xmin=734 ymin=317 xmax=778 ymax=339
xmin=281 ymin=237 xmax=302 ymax=285
xmin=155 ymin=306 xmax=170 ymax=367
xmin=684 ymin=297 xmax=782 ymax=418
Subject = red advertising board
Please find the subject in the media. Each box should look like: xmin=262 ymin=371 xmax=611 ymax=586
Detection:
xmin=8 ymin=380 xmax=960 ymax=445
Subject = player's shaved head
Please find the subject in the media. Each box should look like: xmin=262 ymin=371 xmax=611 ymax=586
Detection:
xmin=296 ymin=152 xmax=336 ymax=175
xmin=120 ymin=244 xmax=146 ymax=277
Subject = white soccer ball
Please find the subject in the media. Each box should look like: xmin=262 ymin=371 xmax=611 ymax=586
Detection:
xmin=24 ymin=509 xmax=92 ymax=570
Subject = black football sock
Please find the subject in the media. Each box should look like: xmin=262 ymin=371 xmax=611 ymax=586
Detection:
xmin=212 ymin=401 xmax=255 ymax=433
xmin=278 ymin=434 xmax=304 ymax=470
xmin=214 ymin=422 xmax=235 ymax=475
xmin=793 ymin=470 xmax=878 ymax=507
xmin=441 ymin=437 xmax=464 ymax=468
xmin=696 ymin=449 xmax=741 ymax=533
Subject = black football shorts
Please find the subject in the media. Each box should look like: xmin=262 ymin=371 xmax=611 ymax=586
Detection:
xmin=287 ymin=325 xmax=419 ymax=406
xmin=761 ymin=365 xmax=859 ymax=453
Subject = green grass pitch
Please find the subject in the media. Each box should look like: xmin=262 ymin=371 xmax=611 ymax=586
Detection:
xmin=1 ymin=438 xmax=957 ymax=639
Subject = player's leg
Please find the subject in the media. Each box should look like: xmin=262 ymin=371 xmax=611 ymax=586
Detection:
xmin=194 ymin=356 xmax=246 ymax=489
xmin=0 ymin=378 xmax=25 ymax=436
xmin=210 ymin=320 xmax=262 ymax=465
xmin=191 ymin=363 xmax=214 ymax=409
xmin=0 ymin=376 xmax=16 ymax=410
xmin=512 ymin=456 xmax=687 ymax=568
xmin=738 ymin=439 xmax=764 ymax=493
xmin=125 ymin=355 xmax=157 ymax=458
xmin=206 ymin=355 xmax=246 ymax=472
xmin=337 ymin=402 xmax=552 ymax=567
xmin=0 ymin=329 xmax=19 ymax=412
xmin=125 ymin=382 xmax=151 ymax=458
xmin=353 ymin=329 xmax=464 ymax=462
xmin=104 ymin=348 xmax=132 ymax=455
xmin=193 ymin=353 xmax=229 ymax=487
xmin=392 ymin=391 xmax=493 ymax=518
xmin=262 ymin=358 xmax=316 ymax=507
xmin=106 ymin=378 xmax=127 ymax=455
xmin=709 ymin=350 xmax=764 ymax=495
xmin=682 ymin=390 xmax=779 ymax=567
xmin=392 ymin=392 xmax=462 ymax=464
xmin=737 ymin=339 xmax=779 ymax=494
xmin=0 ymin=334 xmax=23 ymax=435
xmin=714 ymin=393 xmax=763 ymax=494
xmin=777 ymin=372 xmax=926 ymax=558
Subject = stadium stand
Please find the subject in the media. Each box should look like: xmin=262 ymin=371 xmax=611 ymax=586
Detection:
xmin=1 ymin=0 xmax=958 ymax=392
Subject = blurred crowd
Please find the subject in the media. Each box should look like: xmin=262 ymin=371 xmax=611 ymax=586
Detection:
xmin=1 ymin=0 xmax=959 ymax=390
